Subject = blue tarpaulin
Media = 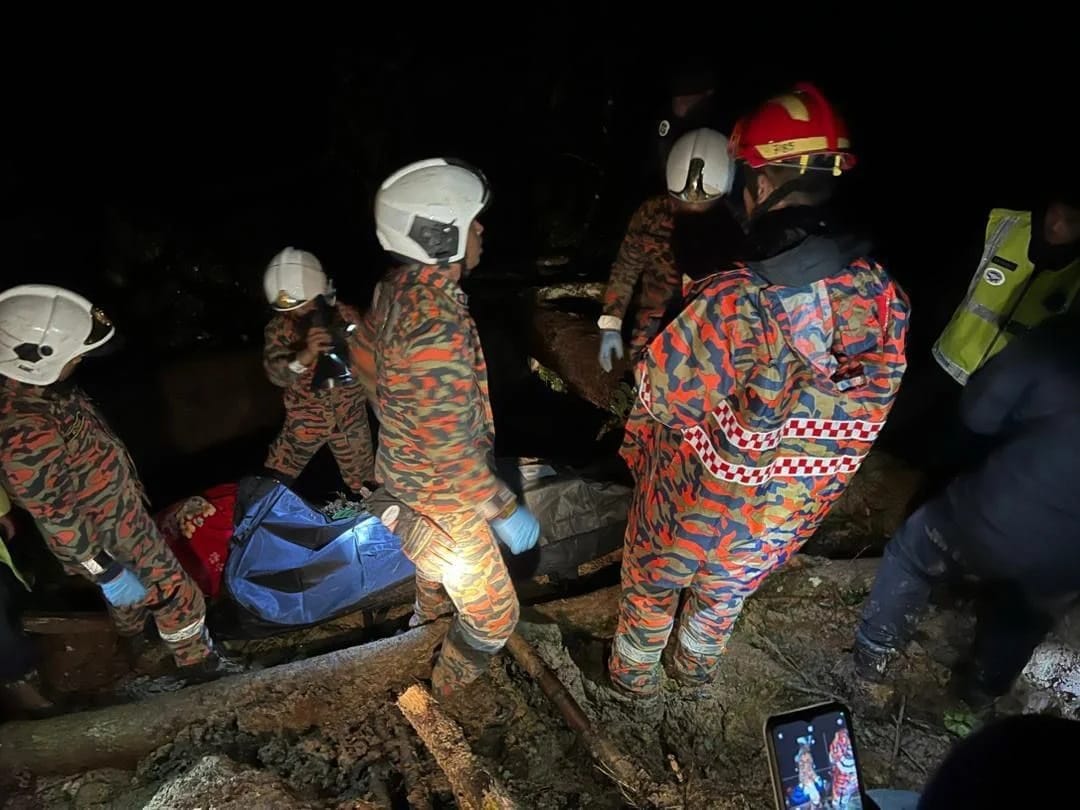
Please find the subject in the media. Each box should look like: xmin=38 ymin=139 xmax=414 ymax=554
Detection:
xmin=224 ymin=478 xmax=415 ymax=628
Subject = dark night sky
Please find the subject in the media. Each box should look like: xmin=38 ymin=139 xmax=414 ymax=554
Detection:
xmin=5 ymin=34 xmax=1073 ymax=306
xmin=0 ymin=28 xmax=1073 ymax=499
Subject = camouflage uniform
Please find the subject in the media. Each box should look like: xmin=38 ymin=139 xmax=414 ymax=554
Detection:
xmin=609 ymin=256 xmax=910 ymax=694
xmin=0 ymin=378 xmax=212 ymax=666
xmin=263 ymin=302 xmax=375 ymax=492
xmin=370 ymin=265 xmax=519 ymax=694
xmin=600 ymin=195 xmax=679 ymax=358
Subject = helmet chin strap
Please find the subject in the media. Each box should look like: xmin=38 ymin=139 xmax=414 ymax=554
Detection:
xmin=744 ymin=168 xmax=824 ymax=226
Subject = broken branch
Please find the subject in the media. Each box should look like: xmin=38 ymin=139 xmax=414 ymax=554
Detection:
xmin=396 ymin=684 xmax=517 ymax=810
xmin=504 ymin=632 xmax=680 ymax=808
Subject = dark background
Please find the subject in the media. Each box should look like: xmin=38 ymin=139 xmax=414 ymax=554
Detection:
xmin=2 ymin=34 xmax=1072 ymax=504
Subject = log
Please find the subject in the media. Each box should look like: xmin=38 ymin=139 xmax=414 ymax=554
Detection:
xmin=0 ymin=620 xmax=447 ymax=778
xmin=0 ymin=557 xmax=886 ymax=781
xmin=527 ymin=306 xmax=630 ymax=412
xmin=396 ymin=684 xmax=518 ymax=810
xmin=20 ymin=611 xmax=113 ymax=635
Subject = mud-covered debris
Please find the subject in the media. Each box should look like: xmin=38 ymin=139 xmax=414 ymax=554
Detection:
xmin=1018 ymin=641 xmax=1080 ymax=719
xmin=5 ymin=768 xmax=153 ymax=810
xmin=321 ymin=494 xmax=367 ymax=520
xmin=144 ymin=755 xmax=328 ymax=809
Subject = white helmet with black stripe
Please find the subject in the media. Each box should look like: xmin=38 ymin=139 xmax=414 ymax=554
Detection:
xmin=375 ymin=158 xmax=490 ymax=265
xmin=666 ymin=128 xmax=734 ymax=203
xmin=0 ymin=284 xmax=116 ymax=385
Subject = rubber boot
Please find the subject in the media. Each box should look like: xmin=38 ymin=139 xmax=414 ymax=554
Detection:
xmin=177 ymin=642 xmax=247 ymax=686
xmin=853 ymin=638 xmax=896 ymax=684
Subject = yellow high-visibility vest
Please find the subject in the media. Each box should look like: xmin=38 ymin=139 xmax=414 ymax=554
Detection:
xmin=0 ymin=487 xmax=29 ymax=590
xmin=934 ymin=208 xmax=1080 ymax=384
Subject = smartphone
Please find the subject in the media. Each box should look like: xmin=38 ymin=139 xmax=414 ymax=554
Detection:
xmin=764 ymin=700 xmax=873 ymax=810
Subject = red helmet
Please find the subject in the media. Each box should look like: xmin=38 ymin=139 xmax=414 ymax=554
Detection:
xmin=729 ymin=82 xmax=855 ymax=176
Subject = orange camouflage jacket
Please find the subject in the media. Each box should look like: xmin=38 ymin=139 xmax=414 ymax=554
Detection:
xmin=369 ymin=265 xmax=515 ymax=519
xmin=599 ymin=195 xmax=678 ymax=336
xmin=0 ymin=377 xmax=146 ymax=574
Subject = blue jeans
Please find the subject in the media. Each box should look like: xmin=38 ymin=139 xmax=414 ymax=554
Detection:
xmin=867 ymin=789 xmax=920 ymax=810
xmin=857 ymin=496 xmax=1054 ymax=695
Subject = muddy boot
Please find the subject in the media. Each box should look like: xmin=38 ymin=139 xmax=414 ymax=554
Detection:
xmin=667 ymin=667 xmax=718 ymax=700
xmin=605 ymin=639 xmax=662 ymax=701
xmin=122 ymin=648 xmax=249 ymax=699
xmin=436 ymin=673 xmax=516 ymax=727
xmin=177 ymin=648 xmax=248 ymax=686
xmin=0 ymin=670 xmax=56 ymax=720
xmin=853 ymin=639 xmax=895 ymax=684
xmin=604 ymin=667 xmax=663 ymax=704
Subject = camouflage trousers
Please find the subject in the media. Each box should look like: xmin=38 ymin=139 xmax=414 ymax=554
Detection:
xmin=608 ymin=478 xmax=800 ymax=694
xmin=403 ymin=507 xmax=519 ymax=696
xmin=265 ymin=389 xmax=374 ymax=492
xmin=88 ymin=484 xmax=212 ymax=667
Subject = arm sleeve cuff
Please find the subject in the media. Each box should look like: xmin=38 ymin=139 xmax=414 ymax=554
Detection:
xmin=478 ymin=486 xmax=517 ymax=521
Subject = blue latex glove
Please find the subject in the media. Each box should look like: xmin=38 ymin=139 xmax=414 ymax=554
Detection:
xmin=100 ymin=568 xmax=148 ymax=607
xmin=491 ymin=506 xmax=540 ymax=555
xmin=598 ymin=329 xmax=624 ymax=373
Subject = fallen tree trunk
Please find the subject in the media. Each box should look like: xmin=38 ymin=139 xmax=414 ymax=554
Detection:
xmin=0 ymin=558 xmax=886 ymax=781
xmin=0 ymin=620 xmax=447 ymax=778
xmin=528 ymin=306 xmax=629 ymax=412
xmin=397 ymin=684 xmax=518 ymax=810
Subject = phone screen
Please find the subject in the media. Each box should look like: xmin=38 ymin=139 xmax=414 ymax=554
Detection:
xmin=769 ymin=707 xmax=865 ymax=809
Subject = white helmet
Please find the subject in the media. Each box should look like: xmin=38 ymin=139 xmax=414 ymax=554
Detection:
xmin=0 ymin=285 xmax=116 ymax=386
xmin=263 ymin=247 xmax=328 ymax=311
xmin=374 ymin=158 xmax=490 ymax=265
xmin=666 ymin=128 xmax=734 ymax=202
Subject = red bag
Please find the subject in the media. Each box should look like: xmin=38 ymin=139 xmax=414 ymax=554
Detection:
xmin=157 ymin=483 xmax=238 ymax=599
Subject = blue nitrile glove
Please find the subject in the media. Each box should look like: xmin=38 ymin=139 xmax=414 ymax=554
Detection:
xmin=99 ymin=568 xmax=148 ymax=607
xmin=491 ymin=506 xmax=540 ymax=555
xmin=598 ymin=330 xmax=624 ymax=373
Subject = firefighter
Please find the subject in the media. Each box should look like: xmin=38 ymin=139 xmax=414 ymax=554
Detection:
xmin=368 ymin=158 xmax=540 ymax=696
xmin=652 ymin=61 xmax=721 ymax=179
xmin=597 ymin=127 xmax=740 ymax=372
xmin=933 ymin=193 xmax=1080 ymax=385
xmin=0 ymin=285 xmax=237 ymax=678
xmin=854 ymin=314 xmax=1080 ymax=706
xmin=262 ymin=247 xmax=376 ymax=494
xmin=607 ymin=83 xmax=911 ymax=696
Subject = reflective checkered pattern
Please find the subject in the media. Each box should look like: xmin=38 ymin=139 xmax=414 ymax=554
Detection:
xmin=611 ymin=257 xmax=910 ymax=694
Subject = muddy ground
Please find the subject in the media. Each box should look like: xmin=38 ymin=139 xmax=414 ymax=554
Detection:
xmin=0 ymin=453 xmax=953 ymax=810
xmin=3 ymin=554 xmax=1013 ymax=810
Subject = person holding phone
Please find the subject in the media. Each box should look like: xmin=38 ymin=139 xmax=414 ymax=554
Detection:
xmin=261 ymin=247 xmax=376 ymax=495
